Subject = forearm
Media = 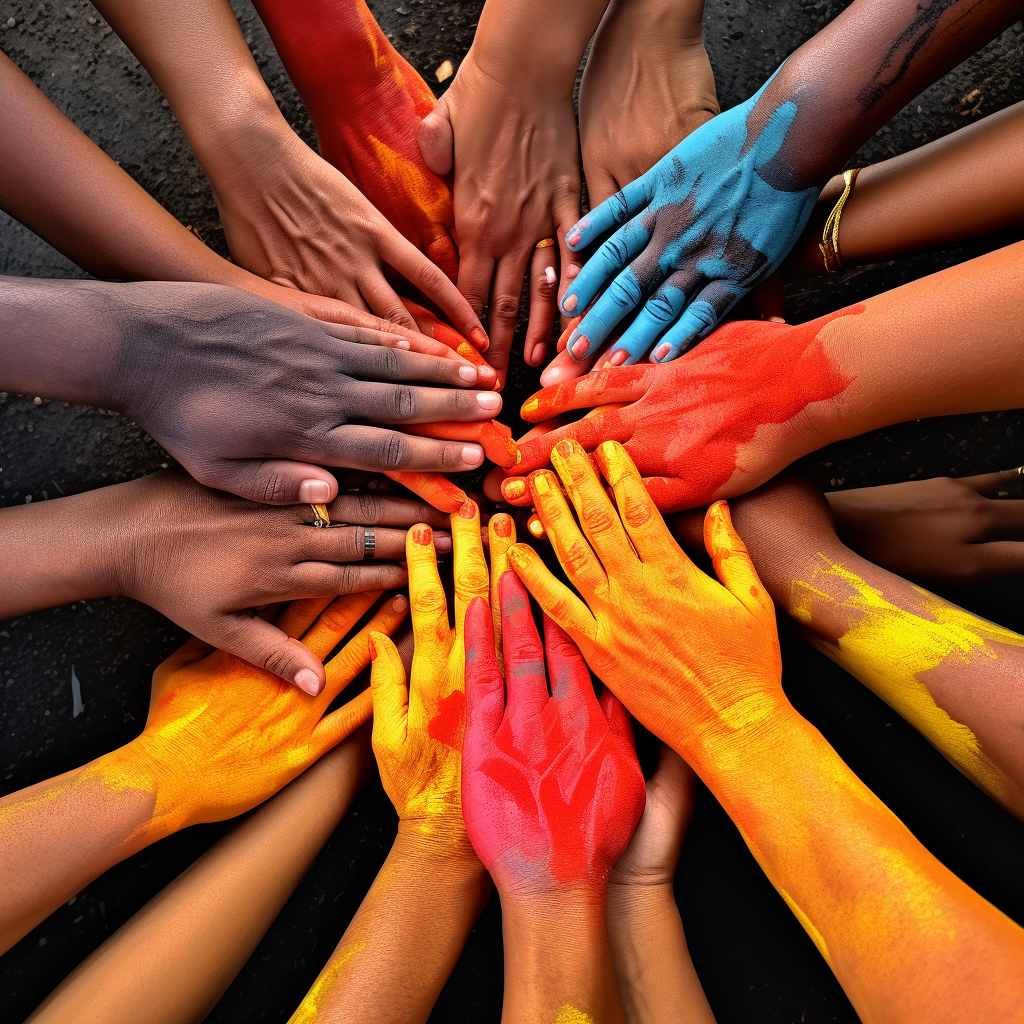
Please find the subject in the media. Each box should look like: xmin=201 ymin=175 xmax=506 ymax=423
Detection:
xmin=27 ymin=730 xmax=373 ymax=1024
xmin=751 ymin=0 xmax=1018 ymax=188
xmin=692 ymin=708 xmax=1024 ymax=1024
xmin=786 ymin=101 xmax=1024 ymax=278
xmin=501 ymin=894 xmax=627 ymax=1024
xmin=606 ymin=884 xmax=714 ymax=1024
xmin=291 ymin=827 xmax=491 ymax=1024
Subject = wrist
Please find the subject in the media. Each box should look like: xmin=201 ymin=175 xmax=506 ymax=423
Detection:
xmin=393 ymin=818 xmax=486 ymax=875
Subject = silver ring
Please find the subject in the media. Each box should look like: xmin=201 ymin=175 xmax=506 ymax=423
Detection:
xmin=363 ymin=527 xmax=376 ymax=559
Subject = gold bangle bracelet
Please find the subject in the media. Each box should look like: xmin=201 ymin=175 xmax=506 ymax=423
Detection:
xmin=819 ymin=167 xmax=860 ymax=274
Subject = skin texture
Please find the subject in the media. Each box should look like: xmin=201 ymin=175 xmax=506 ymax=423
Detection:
xmin=418 ymin=0 xmax=611 ymax=372
xmin=727 ymin=475 xmax=1024 ymax=818
xmin=507 ymin=439 xmax=1024 ymax=1024
xmin=89 ymin=0 xmax=485 ymax=340
xmin=27 ymin=724 xmax=374 ymax=1024
xmin=0 ymin=470 xmax=448 ymax=692
xmin=0 ymin=277 xmax=499 ymax=507
xmin=0 ymin=592 xmax=405 ymax=954
xmin=826 ymin=469 xmax=1024 ymax=584
xmin=504 ymin=243 xmax=1024 ymax=511
xmin=606 ymin=744 xmax=716 ymax=1024
xmin=289 ymin=505 xmax=495 ymax=1024
xmin=463 ymin=575 xmax=645 ymax=1024
xmin=561 ymin=0 xmax=1019 ymax=364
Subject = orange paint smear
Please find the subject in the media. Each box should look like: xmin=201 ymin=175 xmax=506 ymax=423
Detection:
xmin=386 ymin=471 xmax=467 ymax=513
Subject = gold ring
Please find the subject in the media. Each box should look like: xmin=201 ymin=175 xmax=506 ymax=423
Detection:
xmin=310 ymin=503 xmax=331 ymax=528
xmin=534 ymin=238 xmax=556 ymax=249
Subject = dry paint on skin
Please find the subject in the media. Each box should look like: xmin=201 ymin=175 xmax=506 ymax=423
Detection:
xmin=289 ymin=937 xmax=367 ymax=1024
xmin=552 ymin=1006 xmax=597 ymax=1024
xmin=791 ymin=558 xmax=1023 ymax=800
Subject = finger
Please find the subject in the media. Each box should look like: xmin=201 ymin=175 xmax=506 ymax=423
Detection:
xmin=499 ymin=570 xmax=549 ymax=737
xmin=640 ymin=476 xmax=697 ymax=515
xmin=528 ymin=469 xmax=608 ymax=600
xmin=978 ymin=499 xmax=1024 ymax=541
xmin=550 ymin=439 xmax=635 ymax=577
xmin=962 ymin=467 xmax=1024 ymax=499
xmin=309 ymin=687 xmax=374 ymax=760
xmin=456 ymin=247 xmax=497 ymax=324
xmin=487 ymin=249 xmax=531 ymax=389
xmin=526 ymin=512 xmax=546 ymax=540
xmin=488 ymin=513 xmax=517 ymax=667
xmin=209 ymin=459 xmax=339 ymax=506
xmin=610 ymin=268 xmax=703 ymax=366
xmin=555 ymin=211 xmax=585 ymax=337
xmin=506 ymin=543 xmax=598 ymax=643
xmin=464 ymin=596 xmax=505 ymax=754
xmin=356 ymin=271 xmax=421 ymax=332
xmin=341 ymin=381 xmax=502 ymax=425
xmin=970 ymin=540 xmax=1024 ymax=576
xmin=326 ymin=492 xmax=450 ymax=529
xmin=213 ymin=612 xmax=328 ymax=695
xmin=298 ymin=525 xmax=410 ymax=564
xmin=704 ymin=501 xmax=775 ymax=620
xmin=651 ymin=281 xmax=742 ymax=363
xmin=453 ymin=499 xmax=489 ymax=640
xmin=322 ymin=593 xmax=410 ymax=702
xmin=385 ymin=470 xmax=468 ymax=513
xmin=418 ymin=95 xmax=454 ymax=176
xmin=524 ymin=241 xmax=559 ymax=367
xmin=406 ymin=524 xmax=450 ymax=650
xmin=483 ymin=465 xmax=508 ymax=504
xmin=300 ymin=591 xmax=380 ymax=659
xmin=403 ymin=299 xmax=490 ymax=361
xmin=369 ymin=631 xmax=409 ymax=753
xmin=337 ymin=340 xmax=493 ymax=390
xmin=513 ymin=409 xmax=634 ymax=479
xmin=519 ymin=365 xmax=649 ymax=423
xmin=403 ymin=419 xmax=518 ymax=468
xmin=564 ymin=176 xmax=652 ymax=252
xmin=312 ymin=308 xmax=476 ymax=366
xmin=543 ymin=614 xmax=595 ymax=714
xmin=539 ymin=341 xmax=602 ymax=386
xmin=599 ymin=688 xmax=636 ymax=747
xmin=288 ymin=561 xmax=408 ymax=600
xmin=427 ymin=232 xmax=460 ymax=283
xmin=273 ymin=597 xmax=335 ymax=640
xmin=320 ymin=424 xmax=485 ymax=473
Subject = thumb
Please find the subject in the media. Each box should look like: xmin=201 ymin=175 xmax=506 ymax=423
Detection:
xmin=216 ymin=613 xmax=327 ymax=695
xmin=703 ymin=501 xmax=775 ymax=620
xmin=369 ymin=632 xmax=409 ymax=753
xmin=418 ymin=94 xmax=454 ymax=176
xmin=208 ymin=458 xmax=338 ymax=506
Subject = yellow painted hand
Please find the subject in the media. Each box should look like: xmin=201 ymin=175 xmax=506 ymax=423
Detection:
xmin=369 ymin=502 xmax=488 ymax=849
xmin=105 ymin=592 xmax=408 ymax=842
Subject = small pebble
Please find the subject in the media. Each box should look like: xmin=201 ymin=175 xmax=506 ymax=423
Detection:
xmin=33 ymin=396 xmax=42 ymax=405
xmin=435 ymin=59 xmax=453 ymax=82
xmin=6 ymin=17 xmax=15 ymax=27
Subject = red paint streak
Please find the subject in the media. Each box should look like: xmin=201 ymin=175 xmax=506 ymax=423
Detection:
xmin=427 ymin=690 xmax=466 ymax=749
xmin=517 ymin=309 xmax=861 ymax=511
xmin=411 ymin=525 xmax=433 ymax=547
xmin=458 ymin=499 xmax=477 ymax=520
xmin=405 ymin=420 xmax=518 ymax=468
xmin=491 ymin=514 xmax=512 ymax=538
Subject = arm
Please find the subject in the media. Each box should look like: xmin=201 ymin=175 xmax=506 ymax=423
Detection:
xmin=290 ymin=504 xmax=492 ymax=1023
xmin=506 ymin=438 xmax=1024 ymax=1024
xmin=559 ymin=0 xmax=1020 ymax=365
xmin=607 ymin=744 xmax=716 ymax=1024
xmin=728 ymin=474 xmax=1024 ymax=817
xmin=87 ymin=0 xmax=485 ymax=343
xmin=507 ymin=241 xmax=1024 ymax=512
xmin=0 ymin=593 xmax=405 ymax=953
xmin=26 ymin=728 xmax=372 ymax=1024
xmin=462 ymin=574 xmax=646 ymax=1024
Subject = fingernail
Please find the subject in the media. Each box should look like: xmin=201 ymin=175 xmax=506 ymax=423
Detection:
xmin=434 ymin=533 xmax=453 ymax=553
xmin=459 ymin=365 xmax=478 ymax=383
xmin=568 ymin=233 xmax=581 ymax=247
xmin=459 ymin=499 xmax=477 ymax=519
xmin=478 ymin=364 xmax=497 ymax=380
xmin=476 ymin=392 xmax=502 ymax=411
xmin=544 ymin=266 xmax=556 ymax=285
xmin=294 ymin=668 xmax=321 ymax=696
xmin=766 ymin=315 xmax=786 ymax=323
xmin=599 ymin=441 xmax=618 ymax=460
xmin=571 ymin=335 xmax=589 ymax=358
xmin=299 ymin=479 xmax=331 ymax=503
xmin=462 ymin=445 xmax=484 ymax=467
xmin=528 ymin=515 xmax=544 ymax=537
xmin=607 ymin=349 xmax=628 ymax=367
xmin=562 ymin=293 xmax=578 ymax=312
xmin=654 ymin=343 xmax=671 ymax=361
xmin=471 ymin=327 xmax=490 ymax=352
xmin=532 ymin=472 xmax=551 ymax=496
xmin=503 ymin=479 xmax=526 ymax=500
xmin=521 ymin=397 xmax=539 ymax=417
xmin=412 ymin=525 xmax=433 ymax=546
xmin=368 ymin=635 xmax=378 ymax=659
xmin=396 ymin=339 xmax=411 ymax=349
xmin=555 ymin=439 xmax=575 ymax=458
xmin=507 ymin=545 xmax=526 ymax=568
xmin=392 ymin=594 xmax=408 ymax=612
xmin=492 ymin=514 xmax=512 ymax=538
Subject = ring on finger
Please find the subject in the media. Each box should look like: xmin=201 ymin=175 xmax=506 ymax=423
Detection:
xmin=363 ymin=526 xmax=376 ymax=559
xmin=534 ymin=238 xmax=556 ymax=249
xmin=310 ymin=503 xmax=331 ymax=528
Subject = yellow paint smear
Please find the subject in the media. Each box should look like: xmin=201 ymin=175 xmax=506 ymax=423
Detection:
xmin=791 ymin=558 xmax=1022 ymax=800
xmin=289 ymin=938 xmax=367 ymax=1024
xmin=553 ymin=1006 xmax=597 ymax=1024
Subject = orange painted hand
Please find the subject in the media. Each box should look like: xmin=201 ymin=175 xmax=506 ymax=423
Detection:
xmin=368 ymin=501 xmax=488 ymax=850
xmin=115 ymin=592 xmax=407 ymax=842
xmin=506 ymin=439 xmax=783 ymax=766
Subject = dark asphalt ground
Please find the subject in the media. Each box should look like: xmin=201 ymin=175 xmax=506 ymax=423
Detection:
xmin=1 ymin=2 xmax=1022 ymax=1021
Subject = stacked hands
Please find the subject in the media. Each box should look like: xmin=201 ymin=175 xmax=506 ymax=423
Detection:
xmin=2 ymin=0 xmax=1024 ymax=1020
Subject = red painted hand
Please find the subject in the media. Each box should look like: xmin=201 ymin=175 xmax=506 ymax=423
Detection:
xmin=504 ymin=312 xmax=858 ymax=512
xmin=462 ymin=573 xmax=645 ymax=897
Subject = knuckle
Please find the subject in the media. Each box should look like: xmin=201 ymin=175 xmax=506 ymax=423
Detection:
xmin=377 ymin=346 xmax=403 ymax=379
xmin=255 ymin=468 xmax=291 ymax=504
xmin=585 ymin=507 xmax=616 ymax=536
xmin=416 ymin=261 xmax=444 ymax=294
xmin=380 ymin=432 xmax=410 ymax=469
xmin=604 ymin=237 xmax=630 ymax=266
xmin=491 ymin=295 xmax=521 ymax=325
xmin=336 ymin=565 xmax=361 ymax=594
xmin=609 ymin=191 xmax=629 ymax=223
xmin=411 ymin=585 xmax=447 ymax=616
xmin=389 ymin=385 xmax=416 ymax=419
xmin=456 ymin=565 xmax=490 ymax=595
xmin=622 ymin=492 xmax=655 ymax=529
xmin=357 ymin=492 xmax=385 ymax=523
xmin=533 ymin=271 xmax=557 ymax=301
xmin=646 ymin=293 xmax=676 ymax=323
xmin=260 ymin=643 xmax=294 ymax=679
xmin=608 ymin=276 xmax=642 ymax=309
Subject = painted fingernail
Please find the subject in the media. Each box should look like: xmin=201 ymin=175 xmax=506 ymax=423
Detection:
xmin=607 ymin=349 xmax=628 ymax=367
xmin=766 ymin=316 xmax=786 ymax=323
xmin=568 ymin=233 xmax=581 ymax=247
xmin=562 ymin=293 xmax=578 ymax=313
xmin=299 ymin=479 xmax=331 ymax=503
xmin=532 ymin=472 xmax=552 ymax=496
xmin=571 ymin=336 xmax=589 ymax=358
xmin=412 ymin=525 xmax=433 ymax=546
xmin=458 ymin=499 xmax=477 ymax=520
xmin=507 ymin=545 xmax=526 ymax=568
xmin=521 ymin=397 xmax=539 ymax=417
xmin=654 ymin=343 xmax=671 ymax=361
xmin=555 ymin=440 xmax=575 ymax=458
xmin=459 ymin=365 xmax=478 ymax=383
xmin=392 ymin=595 xmax=409 ymax=613
xmin=471 ymin=327 xmax=490 ymax=352
xmin=476 ymin=392 xmax=502 ymax=411
xmin=461 ymin=445 xmax=484 ymax=467
xmin=528 ymin=515 xmax=545 ymax=538
xmin=492 ymin=513 xmax=512 ymax=538
xmin=294 ymin=668 xmax=321 ymax=696
xmin=503 ymin=479 xmax=526 ymax=500
xmin=544 ymin=266 xmax=556 ymax=285
xmin=434 ymin=533 xmax=453 ymax=553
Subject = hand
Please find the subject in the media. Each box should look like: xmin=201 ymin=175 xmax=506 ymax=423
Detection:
xmin=419 ymin=50 xmax=583 ymax=377
xmin=503 ymin=314 xmax=854 ymax=512
xmin=579 ymin=0 xmax=719 ymax=207
xmin=112 ymin=592 xmax=407 ymax=842
xmin=369 ymin=499 xmax=488 ymax=852
xmin=462 ymin=572 xmax=646 ymax=898
xmin=559 ymin=76 xmax=819 ymax=366
xmin=107 ymin=471 xmax=445 ymax=693
xmin=505 ymin=439 xmax=784 ymax=767
xmin=111 ymin=282 xmax=502 ymax=504
xmin=826 ymin=469 xmax=1024 ymax=584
